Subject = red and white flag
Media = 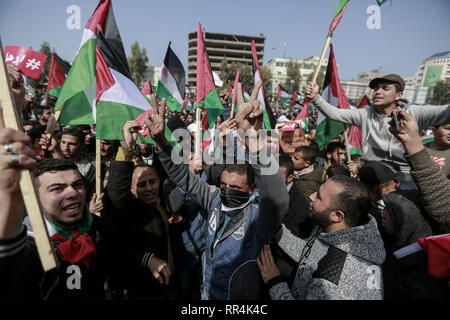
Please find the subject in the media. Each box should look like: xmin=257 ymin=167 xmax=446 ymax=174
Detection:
xmin=4 ymin=45 xmax=47 ymax=79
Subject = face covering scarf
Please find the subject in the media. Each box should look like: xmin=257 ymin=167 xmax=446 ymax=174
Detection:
xmin=220 ymin=187 xmax=251 ymax=209
xmin=48 ymin=204 xmax=97 ymax=268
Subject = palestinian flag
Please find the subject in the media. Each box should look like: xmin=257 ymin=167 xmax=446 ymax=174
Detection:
xmin=251 ymin=40 xmax=276 ymax=130
xmin=196 ymin=22 xmax=223 ymax=131
xmin=141 ymin=80 xmax=152 ymax=103
xmin=316 ymin=43 xmax=349 ymax=151
xmin=296 ymin=100 xmax=310 ymax=131
xmin=182 ymin=93 xmax=194 ymax=112
xmin=156 ymin=42 xmax=185 ymax=112
xmin=422 ymin=134 xmax=434 ymax=146
xmin=278 ymin=85 xmax=292 ymax=107
xmin=55 ymin=0 xmax=128 ymax=127
xmin=347 ymin=95 xmax=368 ymax=155
xmin=47 ymin=53 xmax=71 ymax=98
xmin=328 ymin=0 xmax=350 ymax=37
xmin=95 ymin=30 xmax=153 ymax=140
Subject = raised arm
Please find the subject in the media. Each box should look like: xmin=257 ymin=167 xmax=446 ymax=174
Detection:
xmin=306 ymin=81 xmax=363 ymax=126
xmin=143 ymin=95 xmax=220 ymax=211
xmin=389 ymin=107 xmax=450 ymax=232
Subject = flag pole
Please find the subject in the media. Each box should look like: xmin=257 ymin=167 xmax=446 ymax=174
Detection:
xmin=344 ymin=129 xmax=351 ymax=162
xmin=310 ymin=36 xmax=331 ymax=85
xmin=95 ymin=138 xmax=101 ymax=216
xmin=0 ymin=40 xmax=57 ymax=271
xmin=195 ymin=106 xmax=201 ymax=159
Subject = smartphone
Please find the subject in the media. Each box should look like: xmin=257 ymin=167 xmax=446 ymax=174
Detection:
xmin=392 ymin=111 xmax=400 ymax=130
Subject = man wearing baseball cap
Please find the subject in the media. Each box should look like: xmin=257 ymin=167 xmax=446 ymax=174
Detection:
xmin=306 ymin=74 xmax=450 ymax=189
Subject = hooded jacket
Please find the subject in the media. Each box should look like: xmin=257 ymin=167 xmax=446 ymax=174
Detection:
xmin=312 ymin=95 xmax=450 ymax=174
xmin=269 ymin=215 xmax=386 ymax=300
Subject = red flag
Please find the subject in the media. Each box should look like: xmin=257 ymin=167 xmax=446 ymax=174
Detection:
xmin=417 ymin=234 xmax=450 ymax=278
xmin=182 ymin=93 xmax=188 ymax=110
xmin=328 ymin=0 xmax=350 ymax=37
xmin=232 ymin=68 xmax=240 ymax=106
xmin=296 ymin=99 xmax=309 ymax=120
xmin=290 ymin=91 xmax=298 ymax=107
xmin=277 ymin=85 xmax=281 ymax=100
xmin=196 ymin=22 xmax=224 ymax=131
xmin=228 ymin=84 xmax=232 ymax=95
xmin=47 ymin=53 xmax=70 ymax=96
xmin=357 ymin=95 xmax=370 ymax=108
xmin=4 ymin=45 xmax=47 ymax=79
xmin=141 ymin=80 xmax=152 ymax=96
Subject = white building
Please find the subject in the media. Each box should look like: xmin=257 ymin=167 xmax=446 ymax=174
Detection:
xmin=143 ymin=65 xmax=161 ymax=90
xmin=266 ymin=56 xmax=328 ymax=96
xmin=408 ymin=51 xmax=450 ymax=87
xmin=357 ymin=69 xmax=383 ymax=83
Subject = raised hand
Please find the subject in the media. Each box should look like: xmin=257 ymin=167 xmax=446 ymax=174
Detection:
xmin=143 ymin=95 xmax=167 ymax=148
xmin=235 ymin=80 xmax=263 ymax=133
xmin=388 ymin=107 xmax=423 ymax=155
xmin=121 ymin=120 xmax=140 ymax=149
xmin=216 ymin=116 xmax=236 ymax=138
xmin=6 ymin=64 xmax=25 ymax=112
xmin=305 ymin=81 xmax=319 ymax=100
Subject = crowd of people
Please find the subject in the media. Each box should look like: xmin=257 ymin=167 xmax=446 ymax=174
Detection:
xmin=0 ymin=64 xmax=449 ymax=300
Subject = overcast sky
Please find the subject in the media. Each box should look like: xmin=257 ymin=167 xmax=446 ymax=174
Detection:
xmin=1 ymin=0 xmax=449 ymax=81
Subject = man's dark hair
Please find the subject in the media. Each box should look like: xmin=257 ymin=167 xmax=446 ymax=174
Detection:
xmin=33 ymin=103 xmax=51 ymax=117
xmin=326 ymin=141 xmax=346 ymax=155
xmin=295 ymin=146 xmax=316 ymax=163
xmin=279 ymin=154 xmax=294 ymax=177
xmin=329 ymin=175 xmax=371 ymax=228
xmin=61 ymin=126 xmax=85 ymax=144
xmin=36 ymin=158 xmax=79 ymax=178
xmin=326 ymin=164 xmax=350 ymax=178
xmin=223 ymin=163 xmax=255 ymax=186
xmin=27 ymin=124 xmax=46 ymax=143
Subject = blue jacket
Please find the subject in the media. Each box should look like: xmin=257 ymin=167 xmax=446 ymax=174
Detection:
xmin=157 ymin=145 xmax=289 ymax=300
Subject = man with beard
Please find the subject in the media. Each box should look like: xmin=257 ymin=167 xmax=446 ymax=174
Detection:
xmin=257 ymin=175 xmax=386 ymax=300
xmin=142 ymin=85 xmax=289 ymax=300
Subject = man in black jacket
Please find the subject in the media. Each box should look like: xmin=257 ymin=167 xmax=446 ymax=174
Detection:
xmin=102 ymin=118 xmax=172 ymax=300
xmin=271 ymin=154 xmax=313 ymax=285
xmin=0 ymin=145 xmax=111 ymax=299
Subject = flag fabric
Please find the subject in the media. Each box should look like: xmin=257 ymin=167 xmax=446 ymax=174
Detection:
xmin=251 ymin=40 xmax=275 ymax=130
xmin=316 ymin=43 xmax=349 ymax=151
xmin=328 ymin=0 xmax=350 ymax=37
xmin=417 ymin=234 xmax=450 ymax=278
xmin=185 ymin=85 xmax=195 ymax=112
xmin=55 ymin=0 xmax=128 ymax=127
xmin=196 ymin=22 xmax=224 ymax=131
xmin=141 ymin=80 xmax=152 ymax=103
xmin=296 ymin=100 xmax=310 ymax=131
xmin=95 ymin=30 xmax=153 ymax=140
xmin=4 ymin=45 xmax=48 ymax=79
xmin=47 ymin=53 xmax=71 ymax=97
xmin=278 ymin=85 xmax=292 ymax=107
xmin=347 ymin=95 xmax=369 ymax=155
xmin=290 ymin=91 xmax=299 ymax=107
xmin=422 ymin=134 xmax=434 ymax=146
xmin=156 ymin=42 xmax=185 ymax=112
